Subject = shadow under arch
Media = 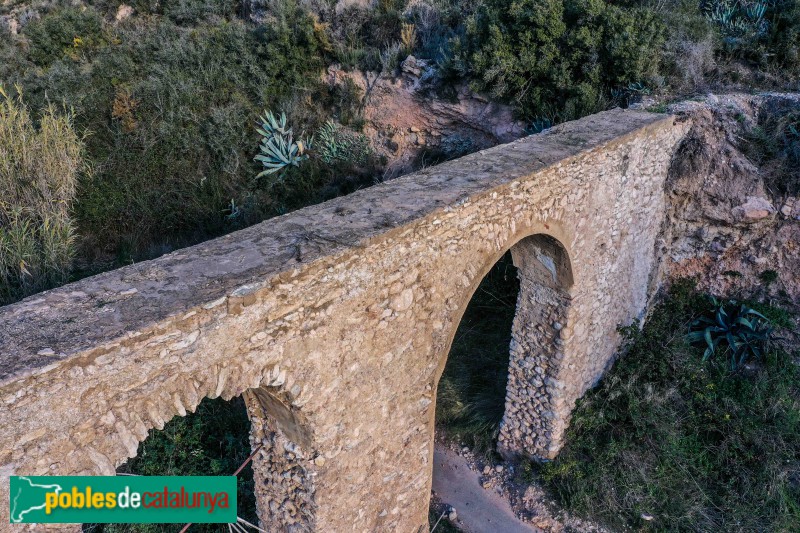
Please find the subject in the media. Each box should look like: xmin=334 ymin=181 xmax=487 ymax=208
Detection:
xmin=433 ymin=227 xmax=576 ymax=461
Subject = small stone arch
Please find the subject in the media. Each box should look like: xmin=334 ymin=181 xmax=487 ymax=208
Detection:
xmin=93 ymin=360 xmax=318 ymax=532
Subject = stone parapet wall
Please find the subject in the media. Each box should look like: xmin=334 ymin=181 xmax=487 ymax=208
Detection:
xmin=0 ymin=109 xmax=689 ymax=531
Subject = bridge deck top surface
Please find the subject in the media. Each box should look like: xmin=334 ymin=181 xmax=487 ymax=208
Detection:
xmin=0 ymin=109 xmax=671 ymax=384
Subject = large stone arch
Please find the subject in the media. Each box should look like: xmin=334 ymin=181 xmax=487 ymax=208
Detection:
xmin=430 ymin=228 xmax=578 ymax=460
xmin=0 ymin=109 xmax=689 ymax=532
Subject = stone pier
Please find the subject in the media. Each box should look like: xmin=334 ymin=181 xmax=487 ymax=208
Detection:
xmin=0 ymin=108 xmax=688 ymax=531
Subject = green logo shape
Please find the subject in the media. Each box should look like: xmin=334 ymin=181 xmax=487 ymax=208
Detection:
xmin=9 ymin=476 xmax=237 ymax=524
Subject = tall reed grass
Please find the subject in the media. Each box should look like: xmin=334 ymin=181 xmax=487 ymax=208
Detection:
xmin=0 ymin=88 xmax=84 ymax=305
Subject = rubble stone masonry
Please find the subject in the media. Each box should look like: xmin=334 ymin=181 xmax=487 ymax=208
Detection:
xmin=0 ymin=109 xmax=689 ymax=531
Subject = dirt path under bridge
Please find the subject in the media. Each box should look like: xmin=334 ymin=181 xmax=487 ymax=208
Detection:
xmin=432 ymin=445 xmax=541 ymax=533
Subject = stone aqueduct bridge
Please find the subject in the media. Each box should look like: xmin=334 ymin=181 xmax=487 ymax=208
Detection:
xmin=0 ymin=109 xmax=689 ymax=531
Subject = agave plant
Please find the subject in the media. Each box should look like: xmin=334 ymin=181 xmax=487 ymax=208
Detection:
xmin=527 ymin=117 xmax=552 ymax=134
xmin=317 ymin=120 xmax=371 ymax=166
xmin=704 ymin=0 xmax=769 ymax=41
xmin=254 ymin=111 xmax=311 ymax=178
xmin=687 ymin=297 xmax=774 ymax=370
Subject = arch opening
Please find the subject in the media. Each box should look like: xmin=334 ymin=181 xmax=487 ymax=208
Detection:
xmin=433 ymin=232 xmax=575 ymax=462
xmin=82 ymin=395 xmax=258 ymax=533
xmin=434 ymin=251 xmax=520 ymax=454
xmin=429 ymin=232 xmax=575 ymax=529
xmin=81 ymin=384 xmax=314 ymax=532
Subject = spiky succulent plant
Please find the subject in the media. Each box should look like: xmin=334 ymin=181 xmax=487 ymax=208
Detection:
xmin=254 ymin=111 xmax=311 ymax=178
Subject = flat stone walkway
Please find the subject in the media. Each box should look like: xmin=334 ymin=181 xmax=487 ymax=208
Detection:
xmin=432 ymin=446 xmax=541 ymax=533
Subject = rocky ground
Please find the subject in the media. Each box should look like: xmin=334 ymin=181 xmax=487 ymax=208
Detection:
xmin=432 ymin=444 xmax=538 ymax=533
xmin=433 ymin=436 xmax=609 ymax=533
xmin=654 ymin=93 xmax=800 ymax=310
xmin=326 ymin=56 xmax=527 ymax=177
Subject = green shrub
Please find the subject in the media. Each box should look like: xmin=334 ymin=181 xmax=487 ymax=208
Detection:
xmin=316 ymin=120 xmax=373 ymax=166
xmin=406 ymin=0 xmax=476 ymax=64
xmin=759 ymin=269 xmax=779 ymax=285
xmin=769 ymin=0 xmax=800 ymax=72
xmin=380 ymin=41 xmax=404 ymax=74
xmin=451 ymin=0 xmax=665 ymax=121
xmin=366 ymin=0 xmax=408 ymax=50
xmin=0 ymin=90 xmax=84 ymax=305
xmin=153 ymin=0 xmax=239 ymax=24
xmin=255 ymin=0 xmax=326 ymax=101
xmin=84 ymin=0 xmax=240 ymax=23
xmin=24 ymin=7 xmax=106 ymax=67
xmin=327 ymin=77 xmax=365 ymax=127
xmin=331 ymin=0 xmax=411 ymax=73
xmin=656 ymin=0 xmax=719 ymax=91
xmin=542 ymin=280 xmax=800 ymax=531
xmin=743 ymin=102 xmax=800 ymax=194
xmin=6 ymin=3 xmax=328 ymax=262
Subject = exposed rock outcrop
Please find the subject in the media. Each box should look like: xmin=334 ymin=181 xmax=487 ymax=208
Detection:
xmin=326 ymin=57 xmax=528 ymax=176
xmin=664 ymin=93 xmax=800 ymax=307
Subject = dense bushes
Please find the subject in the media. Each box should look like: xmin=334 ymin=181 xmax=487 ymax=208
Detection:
xmin=450 ymin=0 xmax=665 ymax=121
xmin=0 ymin=91 xmax=84 ymax=305
xmin=658 ymin=0 xmax=719 ymax=92
xmin=1 ymin=0 xmax=334 ymax=263
xmin=770 ymin=0 xmax=800 ymax=72
xmin=541 ymin=280 xmax=800 ymax=531
xmin=24 ymin=7 xmax=106 ymax=66
xmin=325 ymin=0 xmax=410 ymax=73
xmin=743 ymin=100 xmax=800 ymax=195
xmin=704 ymin=0 xmax=800 ymax=73
xmin=1 ymin=0 xmax=795 ymax=273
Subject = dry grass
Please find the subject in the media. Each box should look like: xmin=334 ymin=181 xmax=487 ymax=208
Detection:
xmin=0 ymin=88 xmax=84 ymax=305
xmin=742 ymin=100 xmax=800 ymax=195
